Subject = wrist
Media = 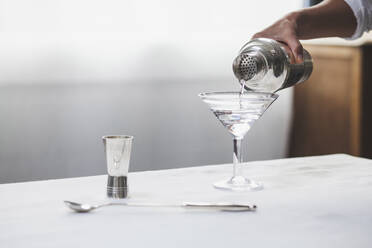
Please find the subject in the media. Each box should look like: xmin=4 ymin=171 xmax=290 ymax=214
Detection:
xmin=287 ymin=10 xmax=307 ymax=39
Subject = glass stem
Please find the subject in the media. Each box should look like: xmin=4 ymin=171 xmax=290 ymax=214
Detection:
xmin=233 ymin=137 xmax=243 ymax=178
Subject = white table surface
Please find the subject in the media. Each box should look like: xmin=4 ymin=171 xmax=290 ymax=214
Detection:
xmin=1 ymin=154 xmax=372 ymax=248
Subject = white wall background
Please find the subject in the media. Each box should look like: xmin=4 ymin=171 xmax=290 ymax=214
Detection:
xmin=0 ymin=0 xmax=302 ymax=183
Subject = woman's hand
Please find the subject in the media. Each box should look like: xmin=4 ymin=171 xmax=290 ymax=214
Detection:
xmin=252 ymin=12 xmax=303 ymax=63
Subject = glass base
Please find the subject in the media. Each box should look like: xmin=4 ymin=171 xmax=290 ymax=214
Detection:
xmin=213 ymin=176 xmax=263 ymax=191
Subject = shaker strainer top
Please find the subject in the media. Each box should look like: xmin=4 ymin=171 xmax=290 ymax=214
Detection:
xmin=236 ymin=54 xmax=257 ymax=81
xmin=233 ymin=52 xmax=264 ymax=82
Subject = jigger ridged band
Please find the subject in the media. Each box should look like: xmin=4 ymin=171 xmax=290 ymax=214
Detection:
xmin=107 ymin=187 xmax=128 ymax=198
xmin=107 ymin=176 xmax=128 ymax=198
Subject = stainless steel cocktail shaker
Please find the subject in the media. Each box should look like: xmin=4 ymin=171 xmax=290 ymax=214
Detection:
xmin=232 ymin=38 xmax=313 ymax=92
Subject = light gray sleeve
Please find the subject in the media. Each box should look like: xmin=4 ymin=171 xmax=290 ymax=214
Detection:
xmin=344 ymin=0 xmax=372 ymax=39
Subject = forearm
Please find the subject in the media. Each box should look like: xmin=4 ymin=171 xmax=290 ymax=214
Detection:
xmin=252 ymin=0 xmax=358 ymax=62
xmin=292 ymin=0 xmax=357 ymax=39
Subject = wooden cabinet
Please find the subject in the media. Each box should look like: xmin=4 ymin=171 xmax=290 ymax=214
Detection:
xmin=289 ymin=44 xmax=372 ymax=158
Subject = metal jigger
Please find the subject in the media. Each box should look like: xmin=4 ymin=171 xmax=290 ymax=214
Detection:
xmin=102 ymin=135 xmax=133 ymax=199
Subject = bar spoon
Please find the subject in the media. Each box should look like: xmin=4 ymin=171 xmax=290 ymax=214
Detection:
xmin=64 ymin=200 xmax=256 ymax=213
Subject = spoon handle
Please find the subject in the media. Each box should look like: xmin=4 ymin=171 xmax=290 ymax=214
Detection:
xmin=121 ymin=202 xmax=256 ymax=211
xmin=182 ymin=202 xmax=256 ymax=211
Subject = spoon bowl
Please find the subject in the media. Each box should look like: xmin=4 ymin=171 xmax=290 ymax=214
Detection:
xmin=64 ymin=201 xmax=101 ymax=213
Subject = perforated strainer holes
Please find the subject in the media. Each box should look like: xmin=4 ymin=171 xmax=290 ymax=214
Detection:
xmin=238 ymin=55 xmax=257 ymax=80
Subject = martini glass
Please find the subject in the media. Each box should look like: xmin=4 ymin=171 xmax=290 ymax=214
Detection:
xmin=199 ymin=91 xmax=278 ymax=191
